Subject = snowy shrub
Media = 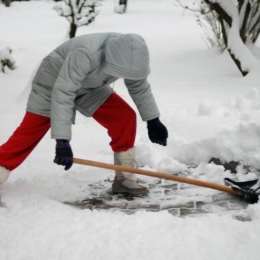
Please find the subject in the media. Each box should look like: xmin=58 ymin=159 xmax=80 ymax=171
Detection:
xmin=176 ymin=0 xmax=260 ymax=51
xmin=176 ymin=0 xmax=260 ymax=76
xmin=176 ymin=0 xmax=226 ymax=50
xmin=54 ymin=0 xmax=103 ymax=38
xmin=0 ymin=47 xmax=16 ymax=73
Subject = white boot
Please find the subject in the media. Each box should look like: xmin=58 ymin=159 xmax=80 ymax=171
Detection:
xmin=0 ymin=166 xmax=10 ymax=202
xmin=112 ymin=148 xmax=148 ymax=196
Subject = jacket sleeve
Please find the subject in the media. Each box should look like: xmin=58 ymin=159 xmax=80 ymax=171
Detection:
xmin=124 ymin=78 xmax=160 ymax=121
xmin=51 ymin=48 xmax=92 ymax=140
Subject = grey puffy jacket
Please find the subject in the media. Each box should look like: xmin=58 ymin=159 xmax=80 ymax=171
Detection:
xmin=26 ymin=32 xmax=160 ymax=140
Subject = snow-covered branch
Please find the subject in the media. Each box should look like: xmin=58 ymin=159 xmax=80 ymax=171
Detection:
xmin=177 ymin=1 xmax=260 ymax=52
xmin=177 ymin=0 xmax=260 ymax=76
xmin=175 ymin=0 xmax=210 ymax=14
xmin=206 ymin=0 xmax=259 ymax=76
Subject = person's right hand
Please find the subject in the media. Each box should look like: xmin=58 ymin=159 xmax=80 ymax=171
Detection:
xmin=54 ymin=140 xmax=73 ymax=170
xmin=147 ymin=118 xmax=168 ymax=146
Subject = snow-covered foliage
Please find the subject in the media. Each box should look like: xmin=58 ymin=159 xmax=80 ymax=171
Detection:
xmin=0 ymin=47 xmax=15 ymax=73
xmin=176 ymin=0 xmax=260 ymax=76
xmin=176 ymin=0 xmax=260 ymax=51
xmin=215 ymin=0 xmax=259 ymax=74
xmin=54 ymin=0 xmax=103 ymax=38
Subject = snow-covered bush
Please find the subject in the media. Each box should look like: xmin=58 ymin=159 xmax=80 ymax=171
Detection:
xmin=176 ymin=0 xmax=260 ymax=76
xmin=0 ymin=47 xmax=16 ymax=73
xmin=176 ymin=0 xmax=260 ymax=51
xmin=54 ymin=0 xmax=103 ymax=38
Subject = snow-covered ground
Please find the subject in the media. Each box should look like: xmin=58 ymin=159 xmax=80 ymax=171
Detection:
xmin=1 ymin=0 xmax=260 ymax=259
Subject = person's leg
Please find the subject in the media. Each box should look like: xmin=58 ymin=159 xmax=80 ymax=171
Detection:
xmin=92 ymin=93 xmax=136 ymax=152
xmin=0 ymin=111 xmax=50 ymax=202
xmin=92 ymin=93 xmax=148 ymax=195
xmin=0 ymin=112 xmax=51 ymax=171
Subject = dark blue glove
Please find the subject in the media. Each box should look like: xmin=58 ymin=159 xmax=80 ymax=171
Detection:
xmin=54 ymin=140 xmax=73 ymax=170
xmin=147 ymin=118 xmax=168 ymax=146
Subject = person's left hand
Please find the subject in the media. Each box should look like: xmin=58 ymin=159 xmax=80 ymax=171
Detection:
xmin=147 ymin=118 xmax=168 ymax=146
xmin=54 ymin=140 xmax=73 ymax=170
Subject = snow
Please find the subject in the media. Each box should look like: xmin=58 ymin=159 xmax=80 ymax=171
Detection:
xmin=0 ymin=0 xmax=260 ymax=259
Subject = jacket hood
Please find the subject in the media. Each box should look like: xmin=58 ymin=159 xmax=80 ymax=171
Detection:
xmin=103 ymin=34 xmax=150 ymax=80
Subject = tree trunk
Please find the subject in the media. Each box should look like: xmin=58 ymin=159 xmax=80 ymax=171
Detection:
xmin=69 ymin=23 xmax=77 ymax=38
xmin=5 ymin=0 xmax=11 ymax=7
xmin=228 ymin=50 xmax=248 ymax=77
xmin=115 ymin=0 xmax=127 ymax=13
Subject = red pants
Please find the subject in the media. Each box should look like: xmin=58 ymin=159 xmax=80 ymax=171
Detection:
xmin=0 ymin=93 xmax=136 ymax=171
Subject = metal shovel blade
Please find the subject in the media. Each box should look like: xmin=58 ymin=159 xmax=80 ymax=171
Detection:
xmin=224 ymin=178 xmax=260 ymax=204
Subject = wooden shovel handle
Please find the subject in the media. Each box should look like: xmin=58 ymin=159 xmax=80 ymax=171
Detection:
xmin=73 ymin=158 xmax=239 ymax=196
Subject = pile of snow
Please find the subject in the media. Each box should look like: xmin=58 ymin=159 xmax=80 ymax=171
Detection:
xmin=168 ymin=88 xmax=260 ymax=169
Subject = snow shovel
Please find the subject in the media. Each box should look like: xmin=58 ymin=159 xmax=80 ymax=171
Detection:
xmin=73 ymin=158 xmax=260 ymax=204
